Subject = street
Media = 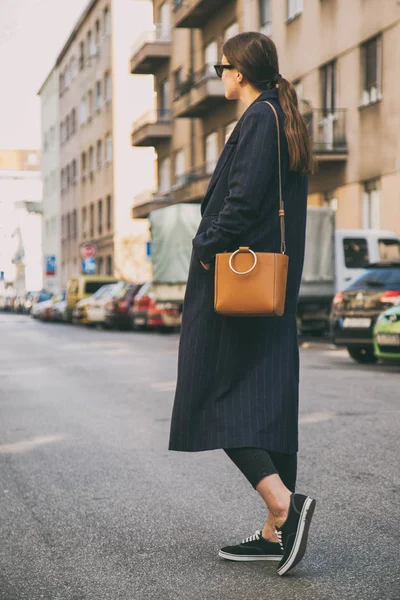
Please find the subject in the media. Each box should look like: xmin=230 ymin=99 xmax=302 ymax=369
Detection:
xmin=0 ymin=313 xmax=399 ymax=600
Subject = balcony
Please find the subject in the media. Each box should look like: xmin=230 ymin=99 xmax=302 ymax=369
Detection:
xmin=172 ymin=0 xmax=232 ymax=28
xmin=171 ymin=163 xmax=214 ymax=203
xmin=131 ymin=109 xmax=173 ymax=147
xmin=130 ymin=24 xmax=172 ymax=75
xmin=132 ymin=189 xmax=174 ymax=219
xmin=305 ymin=109 xmax=348 ymax=161
xmin=173 ymin=66 xmax=226 ymax=118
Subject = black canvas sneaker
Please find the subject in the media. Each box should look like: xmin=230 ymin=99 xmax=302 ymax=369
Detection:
xmin=275 ymin=493 xmax=316 ymax=576
xmin=219 ymin=530 xmax=283 ymax=562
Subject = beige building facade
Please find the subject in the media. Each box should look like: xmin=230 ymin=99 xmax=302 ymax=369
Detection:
xmin=130 ymin=0 xmax=400 ymax=236
xmin=40 ymin=0 xmax=156 ymax=288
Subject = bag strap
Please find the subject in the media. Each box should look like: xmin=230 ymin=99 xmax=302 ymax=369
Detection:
xmin=263 ymin=101 xmax=286 ymax=255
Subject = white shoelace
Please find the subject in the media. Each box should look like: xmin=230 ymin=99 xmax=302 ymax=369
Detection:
xmin=275 ymin=529 xmax=284 ymax=552
xmin=242 ymin=530 xmax=261 ymax=544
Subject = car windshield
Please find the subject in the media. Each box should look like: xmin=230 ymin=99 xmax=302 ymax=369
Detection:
xmin=39 ymin=292 xmax=52 ymax=302
xmin=347 ymin=267 xmax=400 ymax=290
xmin=85 ymin=281 xmax=115 ymax=295
xmin=92 ymin=284 xmax=114 ymax=299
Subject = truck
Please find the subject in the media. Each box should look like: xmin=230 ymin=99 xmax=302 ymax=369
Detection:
xmin=298 ymin=206 xmax=400 ymax=334
xmin=149 ymin=203 xmax=400 ymax=334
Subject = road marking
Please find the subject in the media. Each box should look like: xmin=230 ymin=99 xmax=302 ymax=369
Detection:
xmin=299 ymin=412 xmax=336 ymax=424
xmin=150 ymin=381 xmax=176 ymax=392
xmin=0 ymin=434 xmax=67 ymax=454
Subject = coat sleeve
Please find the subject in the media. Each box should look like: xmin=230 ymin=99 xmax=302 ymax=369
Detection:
xmin=192 ymin=104 xmax=278 ymax=265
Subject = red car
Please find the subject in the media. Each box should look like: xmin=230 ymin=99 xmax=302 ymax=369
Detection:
xmin=130 ymin=283 xmax=182 ymax=332
xmin=104 ymin=283 xmax=142 ymax=330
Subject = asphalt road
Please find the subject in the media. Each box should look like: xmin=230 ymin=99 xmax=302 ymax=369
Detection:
xmin=0 ymin=313 xmax=399 ymax=600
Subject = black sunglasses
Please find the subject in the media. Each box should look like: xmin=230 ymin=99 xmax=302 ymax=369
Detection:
xmin=214 ymin=64 xmax=235 ymax=78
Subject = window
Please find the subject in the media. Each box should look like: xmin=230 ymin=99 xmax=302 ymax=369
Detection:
xmin=81 ymin=152 xmax=87 ymax=179
xmin=204 ymin=41 xmax=218 ymax=74
xmin=160 ymin=2 xmax=171 ymax=39
xmin=361 ymin=36 xmax=382 ymax=105
xmin=106 ymin=255 xmax=113 ymax=276
xmin=79 ymin=41 xmax=85 ymax=69
xmin=104 ymin=7 xmax=111 ymax=37
xmin=65 ymin=66 xmax=70 ymax=89
xmin=343 ymin=238 xmax=369 ymax=269
xmin=80 ymin=96 xmax=87 ymax=124
xmin=98 ymin=200 xmax=103 ymax=235
xmin=159 ymin=157 xmax=171 ymax=193
xmin=98 ymin=257 xmax=104 ymax=275
xmin=95 ymin=19 xmax=100 ymax=46
xmin=287 ymin=0 xmax=303 ymax=21
xmin=104 ymin=72 xmax=112 ymax=102
xmin=89 ymin=146 xmax=94 ymax=175
xmin=224 ymin=21 xmax=239 ymax=42
xmin=173 ymin=68 xmax=183 ymax=100
xmin=320 ymin=61 xmax=337 ymax=114
xmin=174 ymin=150 xmax=185 ymax=187
xmin=60 ymin=122 xmax=64 ymax=144
xmin=66 ymin=164 xmax=70 ymax=189
xmin=159 ymin=79 xmax=170 ymax=113
xmin=90 ymin=204 xmax=94 ymax=237
xmin=70 ymin=57 xmax=77 ymax=81
xmin=95 ymin=80 xmax=102 ymax=111
xmin=71 ymin=108 xmax=76 ymax=134
xmin=72 ymin=209 xmax=77 ymax=238
xmin=87 ymin=30 xmax=95 ymax=60
xmin=259 ymin=0 xmax=271 ymax=35
xmin=87 ymin=90 xmax=93 ymax=121
xmin=106 ymin=195 xmax=112 ymax=230
xmin=67 ymin=213 xmax=71 ymax=238
xmin=61 ymin=216 xmax=65 ymax=239
xmin=379 ymin=239 xmax=400 ymax=261
xmin=66 ymin=115 xmax=70 ymax=139
xmin=97 ymin=140 xmax=103 ymax=168
xmin=105 ymin=134 xmax=112 ymax=163
xmin=362 ymin=179 xmax=381 ymax=229
xmin=82 ymin=207 xmax=88 ymax=238
xmin=59 ymin=72 xmax=64 ymax=96
xmin=205 ymin=132 xmax=219 ymax=174
xmin=72 ymin=159 xmax=77 ymax=185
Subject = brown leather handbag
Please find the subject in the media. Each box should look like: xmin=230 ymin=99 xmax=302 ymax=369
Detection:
xmin=214 ymin=101 xmax=289 ymax=317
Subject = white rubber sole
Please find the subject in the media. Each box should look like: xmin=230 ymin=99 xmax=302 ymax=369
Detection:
xmin=277 ymin=496 xmax=316 ymax=576
xmin=218 ymin=550 xmax=282 ymax=562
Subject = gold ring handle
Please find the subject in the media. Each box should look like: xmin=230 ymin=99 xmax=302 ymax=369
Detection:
xmin=228 ymin=249 xmax=257 ymax=275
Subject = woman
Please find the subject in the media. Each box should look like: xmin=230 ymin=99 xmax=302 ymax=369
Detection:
xmin=168 ymin=32 xmax=316 ymax=576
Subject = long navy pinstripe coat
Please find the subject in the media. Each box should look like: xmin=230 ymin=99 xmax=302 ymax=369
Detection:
xmin=168 ymin=88 xmax=308 ymax=455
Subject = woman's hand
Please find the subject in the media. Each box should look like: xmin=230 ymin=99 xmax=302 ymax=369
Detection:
xmin=200 ymin=260 xmax=211 ymax=271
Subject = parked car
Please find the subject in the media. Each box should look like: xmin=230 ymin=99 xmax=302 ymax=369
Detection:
xmin=72 ymin=283 xmax=117 ymax=325
xmin=85 ymin=282 xmax=127 ymax=327
xmin=66 ymin=275 xmax=119 ymax=322
xmin=32 ymin=298 xmax=54 ymax=319
xmin=104 ymin=283 xmax=142 ymax=330
xmin=373 ymin=301 xmax=400 ymax=362
xmin=13 ymin=294 xmax=27 ymax=313
xmin=130 ymin=282 xmax=182 ymax=332
xmin=25 ymin=290 xmax=53 ymax=315
xmin=330 ymin=261 xmax=400 ymax=363
xmin=49 ymin=290 xmax=67 ymax=322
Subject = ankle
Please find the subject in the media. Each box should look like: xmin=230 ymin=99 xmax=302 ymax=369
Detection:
xmin=261 ymin=527 xmax=279 ymax=543
xmin=270 ymin=494 xmax=291 ymax=528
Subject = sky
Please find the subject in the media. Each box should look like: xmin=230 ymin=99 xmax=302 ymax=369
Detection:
xmin=0 ymin=0 xmax=91 ymax=149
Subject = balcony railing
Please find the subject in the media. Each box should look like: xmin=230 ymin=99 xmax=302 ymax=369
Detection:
xmin=172 ymin=0 xmax=232 ymax=28
xmin=131 ymin=109 xmax=173 ymax=147
xmin=304 ymin=109 xmax=348 ymax=159
xmin=132 ymin=188 xmax=174 ymax=218
xmin=172 ymin=162 xmax=216 ymax=190
xmin=173 ymin=65 xmax=226 ymax=118
xmin=130 ymin=24 xmax=172 ymax=74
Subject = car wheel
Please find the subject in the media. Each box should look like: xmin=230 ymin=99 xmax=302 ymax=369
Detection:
xmin=347 ymin=346 xmax=378 ymax=364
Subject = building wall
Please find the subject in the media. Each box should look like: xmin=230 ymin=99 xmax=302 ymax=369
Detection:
xmin=39 ymin=69 xmax=61 ymax=293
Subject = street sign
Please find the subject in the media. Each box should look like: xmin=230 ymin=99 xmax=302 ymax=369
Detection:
xmin=80 ymin=244 xmax=96 ymax=259
xmin=45 ymin=255 xmax=56 ymax=276
xmin=81 ymin=258 xmax=96 ymax=274
xmin=146 ymin=241 xmax=152 ymax=258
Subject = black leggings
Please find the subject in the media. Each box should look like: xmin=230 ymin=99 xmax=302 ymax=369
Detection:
xmin=224 ymin=447 xmax=297 ymax=492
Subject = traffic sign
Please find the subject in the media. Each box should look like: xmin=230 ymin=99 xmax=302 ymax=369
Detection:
xmin=80 ymin=244 xmax=96 ymax=259
xmin=82 ymin=258 xmax=96 ymax=274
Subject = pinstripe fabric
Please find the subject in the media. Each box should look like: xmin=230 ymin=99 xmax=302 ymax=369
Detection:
xmin=168 ymin=89 xmax=308 ymax=454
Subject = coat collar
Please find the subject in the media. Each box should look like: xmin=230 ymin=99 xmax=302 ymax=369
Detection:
xmin=200 ymin=88 xmax=279 ymax=216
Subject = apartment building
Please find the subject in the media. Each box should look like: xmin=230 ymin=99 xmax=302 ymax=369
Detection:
xmin=38 ymin=68 xmax=61 ymax=293
xmin=40 ymin=0 xmax=156 ymax=288
xmin=130 ymin=0 xmax=400 ymax=237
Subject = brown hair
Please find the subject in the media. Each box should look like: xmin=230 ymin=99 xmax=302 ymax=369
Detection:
xmin=223 ymin=32 xmax=314 ymax=175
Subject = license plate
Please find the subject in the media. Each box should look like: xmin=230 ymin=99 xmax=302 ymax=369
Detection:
xmin=135 ymin=317 xmax=145 ymax=325
xmin=163 ymin=315 xmax=181 ymax=326
xmin=376 ymin=333 xmax=400 ymax=346
xmin=343 ymin=318 xmax=371 ymax=328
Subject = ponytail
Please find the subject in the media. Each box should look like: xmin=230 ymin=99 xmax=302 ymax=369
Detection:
xmin=277 ymin=77 xmax=315 ymax=175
